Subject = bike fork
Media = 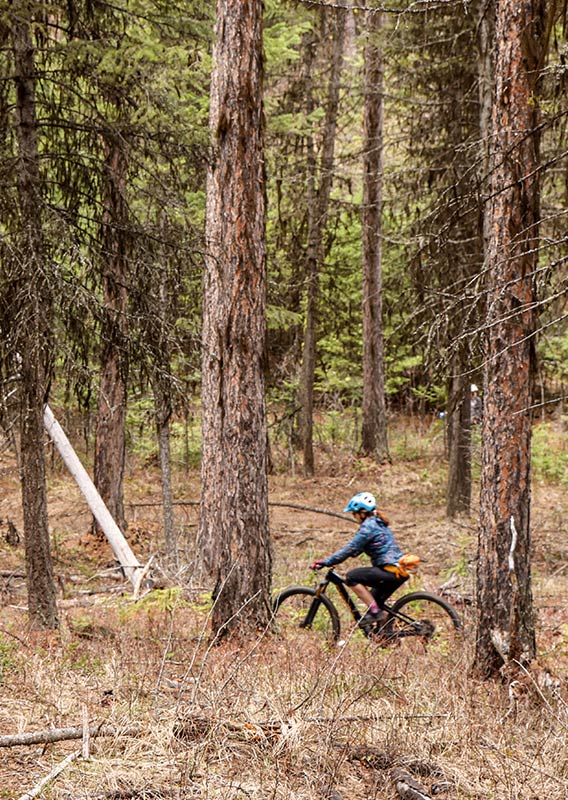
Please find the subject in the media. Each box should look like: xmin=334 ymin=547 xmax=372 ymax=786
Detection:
xmin=300 ymin=584 xmax=328 ymax=628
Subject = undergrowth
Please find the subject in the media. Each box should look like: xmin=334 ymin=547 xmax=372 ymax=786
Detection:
xmin=1 ymin=422 xmax=568 ymax=798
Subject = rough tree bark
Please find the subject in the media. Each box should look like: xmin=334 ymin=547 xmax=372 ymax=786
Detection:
xmin=198 ymin=0 xmax=272 ymax=636
xmin=475 ymin=0 xmax=549 ymax=677
xmin=93 ymin=133 xmax=129 ymax=535
xmin=360 ymin=10 xmax=389 ymax=463
xmin=11 ymin=3 xmax=58 ymax=628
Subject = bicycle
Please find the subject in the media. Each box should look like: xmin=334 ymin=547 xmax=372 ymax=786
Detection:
xmin=273 ymin=568 xmax=461 ymax=647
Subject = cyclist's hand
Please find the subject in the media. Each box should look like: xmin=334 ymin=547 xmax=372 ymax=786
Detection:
xmin=310 ymin=559 xmax=325 ymax=571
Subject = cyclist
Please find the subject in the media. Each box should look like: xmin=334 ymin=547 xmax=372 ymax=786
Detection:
xmin=310 ymin=491 xmax=408 ymax=628
xmin=471 ymin=383 xmax=483 ymax=425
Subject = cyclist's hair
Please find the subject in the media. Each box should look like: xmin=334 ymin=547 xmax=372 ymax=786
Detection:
xmin=374 ymin=509 xmax=390 ymax=526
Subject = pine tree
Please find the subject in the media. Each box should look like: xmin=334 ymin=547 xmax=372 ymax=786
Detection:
xmin=198 ymin=0 xmax=272 ymax=636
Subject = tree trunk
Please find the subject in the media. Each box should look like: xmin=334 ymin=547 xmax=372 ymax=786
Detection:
xmin=153 ymin=377 xmax=177 ymax=567
xmin=299 ymin=10 xmax=346 ymax=476
xmin=476 ymin=0 xmax=495 ymax=258
xmin=198 ymin=0 xmax=271 ymax=636
xmin=474 ymin=0 xmax=547 ymax=678
xmin=12 ymin=6 xmax=58 ymax=628
xmin=93 ymin=136 xmax=129 ymax=535
xmin=299 ymin=125 xmax=318 ymax=477
xmin=360 ymin=11 xmax=389 ymax=463
xmin=446 ymin=370 xmax=471 ymax=517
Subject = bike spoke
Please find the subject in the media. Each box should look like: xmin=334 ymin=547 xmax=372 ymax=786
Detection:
xmin=273 ymin=586 xmax=340 ymax=643
xmin=387 ymin=592 xmax=461 ymax=652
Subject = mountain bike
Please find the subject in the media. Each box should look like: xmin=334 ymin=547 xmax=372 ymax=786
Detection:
xmin=273 ymin=568 xmax=461 ymax=647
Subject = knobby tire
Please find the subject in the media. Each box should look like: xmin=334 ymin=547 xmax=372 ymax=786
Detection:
xmin=273 ymin=586 xmax=341 ymax=642
xmin=388 ymin=591 xmax=461 ymax=646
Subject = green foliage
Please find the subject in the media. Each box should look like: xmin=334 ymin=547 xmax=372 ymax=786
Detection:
xmin=267 ymin=305 xmax=303 ymax=331
xmin=532 ymin=422 xmax=568 ymax=485
xmin=126 ymin=397 xmax=156 ymax=459
xmin=0 ymin=635 xmax=17 ymax=683
xmin=188 ymin=592 xmax=214 ymax=615
xmin=315 ymin=409 xmax=359 ymax=447
xmin=62 ymin=641 xmax=103 ymax=673
xmin=264 ymin=0 xmax=312 ymax=68
xmin=69 ymin=613 xmax=96 ymax=637
xmin=120 ymin=588 xmax=186 ymax=621
xmin=538 ymin=332 xmax=568 ymax=386
xmin=385 ymin=352 xmax=423 ymax=397
xmin=389 ymin=416 xmax=445 ymax=462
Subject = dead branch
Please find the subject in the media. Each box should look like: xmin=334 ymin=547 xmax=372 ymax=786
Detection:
xmin=268 ymin=502 xmax=351 ymax=521
xmin=65 ymin=791 xmax=174 ymax=800
xmin=82 ymin=705 xmax=90 ymax=760
xmin=0 ymin=626 xmax=28 ymax=646
xmin=16 ymin=749 xmax=80 ymax=800
xmin=128 ymin=499 xmax=352 ymax=522
xmin=0 ymin=723 xmax=142 ymax=748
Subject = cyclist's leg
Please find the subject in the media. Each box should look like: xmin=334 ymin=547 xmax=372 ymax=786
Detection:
xmin=345 ymin=566 xmax=394 ymax=627
xmin=347 ymin=566 xmax=406 ymax=602
xmin=345 ymin=566 xmax=379 ymax=608
xmin=370 ymin=571 xmax=408 ymax=604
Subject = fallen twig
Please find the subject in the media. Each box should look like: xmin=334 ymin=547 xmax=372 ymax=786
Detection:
xmin=0 ymin=626 xmax=28 ymax=646
xmin=16 ymin=749 xmax=80 ymax=800
xmin=82 ymin=705 xmax=90 ymax=760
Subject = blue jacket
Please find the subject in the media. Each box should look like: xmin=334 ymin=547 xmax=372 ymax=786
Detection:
xmin=322 ymin=515 xmax=403 ymax=568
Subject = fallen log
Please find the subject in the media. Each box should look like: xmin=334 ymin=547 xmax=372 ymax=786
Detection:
xmin=0 ymin=723 xmax=142 ymax=748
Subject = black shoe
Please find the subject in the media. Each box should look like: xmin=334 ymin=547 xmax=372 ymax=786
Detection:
xmin=359 ymin=610 xmax=380 ymax=628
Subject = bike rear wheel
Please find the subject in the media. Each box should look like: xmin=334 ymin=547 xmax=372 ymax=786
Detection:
xmin=387 ymin=591 xmax=461 ymax=650
xmin=273 ymin=586 xmax=341 ymax=643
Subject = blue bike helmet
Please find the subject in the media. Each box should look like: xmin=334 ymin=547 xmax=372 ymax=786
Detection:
xmin=343 ymin=491 xmax=376 ymax=514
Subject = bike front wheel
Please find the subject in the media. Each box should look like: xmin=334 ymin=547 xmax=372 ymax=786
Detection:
xmin=387 ymin=591 xmax=461 ymax=651
xmin=273 ymin=586 xmax=341 ymax=643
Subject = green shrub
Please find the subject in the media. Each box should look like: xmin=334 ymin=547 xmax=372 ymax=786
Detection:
xmin=532 ymin=422 xmax=568 ymax=485
xmin=0 ymin=635 xmax=17 ymax=683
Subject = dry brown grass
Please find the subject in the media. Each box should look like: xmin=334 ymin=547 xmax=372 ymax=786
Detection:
xmin=1 ymin=438 xmax=568 ymax=799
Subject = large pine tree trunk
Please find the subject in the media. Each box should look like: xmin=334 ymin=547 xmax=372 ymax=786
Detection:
xmin=12 ymin=8 xmax=58 ymax=628
xmin=474 ymin=0 xmax=547 ymax=677
xmin=198 ymin=0 xmax=271 ymax=636
xmin=94 ymin=137 xmax=129 ymax=534
xmin=360 ymin=11 xmax=389 ymax=463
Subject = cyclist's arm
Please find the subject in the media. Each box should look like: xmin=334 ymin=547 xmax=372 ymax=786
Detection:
xmin=322 ymin=530 xmax=367 ymax=567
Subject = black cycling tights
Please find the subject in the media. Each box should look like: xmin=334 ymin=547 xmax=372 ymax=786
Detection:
xmin=345 ymin=565 xmax=407 ymax=603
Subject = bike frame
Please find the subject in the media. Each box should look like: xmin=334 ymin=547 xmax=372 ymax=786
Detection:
xmin=314 ymin=568 xmax=425 ymax=635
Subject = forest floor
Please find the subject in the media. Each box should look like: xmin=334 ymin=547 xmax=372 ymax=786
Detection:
xmin=2 ymin=418 xmax=568 ymax=799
